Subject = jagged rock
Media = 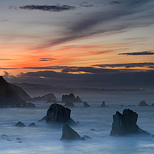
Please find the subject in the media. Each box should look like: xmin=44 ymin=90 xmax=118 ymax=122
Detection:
xmin=46 ymin=103 xmax=75 ymax=124
xmin=32 ymin=93 xmax=56 ymax=102
xmin=65 ymin=102 xmax=75 ymax=107
xmin=62 ymin=93 xmax=82 ymax=103
xmin=15 ymin=121 xmax=26 ymax=127
xmin=110 ymin=109 xmax=150 ymax=136
xmin=101 ymin=101 xmax=108 ymax=107
xmin=61 ymin=124 xmax=81 ymax=140
xmin=28 ymin=123 xmax=36 ymax=127
xmin=84 ymin=102 xmax=90 ymax=107
xmin=138 ymin=101 xmax=149 ymax=106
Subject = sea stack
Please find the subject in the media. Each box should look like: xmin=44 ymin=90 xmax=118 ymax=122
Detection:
xmin=0 ymin=76 xmax=27 ymax=107
xmin=110 ymin=109 xmax=149 ymax=136
xmin=46 ymin=103 xmax=75 ymax=124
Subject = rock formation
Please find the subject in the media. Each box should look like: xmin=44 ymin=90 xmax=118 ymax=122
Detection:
xmin=0 ymin=76 xmax=33 ymax=107
xmin=101 ymin=101 xmax=108 ymax=107
xmin=15 ymin=121 xmax=26 ymax=127
xmin=84 ymin=102 xmax=90 ymax=107
xmin=110 ymin=109 xmax=149 ymax=136
xmin=64 ymin=102 xmax=75 ymax=107
xmin=32 ymin=93 xmax=56 ymax=102
xmin=62 ymin=93 xmax=82 ymax=103
xmin=46 ymin=103 xmax=75 ymax=124
xmin=138 ymin=101 xmax=149 ymax=106
xmin=61 ymin=124 xmax=81 ymax=140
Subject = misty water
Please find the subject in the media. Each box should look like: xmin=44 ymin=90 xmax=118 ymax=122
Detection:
xmin=0 ymin=92 xmax=154 ymax=154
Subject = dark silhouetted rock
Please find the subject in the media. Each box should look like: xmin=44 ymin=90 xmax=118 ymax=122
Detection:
xmin=62 ymin=93 xmax=82 ymax=103
xmin=10 ymin=83 xmax=32 ymax=101
xmin=101 ymin=101 xmax=108 ymax=107
xmin=28 ymin=123 xmax=36 ymax=127
xmin=15 ymin=121 xmax=26 ymax=127
xmin=61 ymin=124 xmax=81 ymax=140
xmin=46 ymin=103 xmax=75 ymax=124
xmin=84 ymin=102 xmax=90 ymax=107
xmin=65 ymin=102 xmax=75 ymax=107
xmin=0 ymin=76 xmax=27 ymax=106
xmin=138 ymin=101 xmax=149 ymax=106
xmin=110 ymin=109 xmax=150 ymax=136
xmin=151 ymin=103 xmax=154 ymax=106
xmin=32 ymin=93 xmax=56 ymax=102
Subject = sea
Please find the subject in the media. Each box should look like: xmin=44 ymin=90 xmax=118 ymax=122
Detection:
xmin=0 ymin=92 xmax=154 ymax=154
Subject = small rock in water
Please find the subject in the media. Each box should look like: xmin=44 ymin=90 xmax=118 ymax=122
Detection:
xmin=100 ymin=101 xmax=108 ymax=107
xmin=16 ymin=138 xmax=22 ymax=140
xmin=15 ymin=121 xmax=26 ymax=127
xmin=83 ymin=102 xmax=90 ymax=107
xmin=138 ymin=101 xmax=149 ymax=106
xmin=28 ymin=123 xmax=36 ymax=127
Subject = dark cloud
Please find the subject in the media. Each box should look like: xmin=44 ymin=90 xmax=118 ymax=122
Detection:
xmin=119 ymin=51 xmax=154 ymax=55
xmin=39 ymin=58 xmax=56 ymax=61
xmin=19 ymin=5 xmax=76 ymax=12
xmin=80 ymin=2 xmax=94 ymax=7
xmin=109 ymin=1 xmax=121 ymax=5
xmin=4 ymin=69 xmax=154 ymax=90
xmin=94 ymin=62 xmax=154 ymax=68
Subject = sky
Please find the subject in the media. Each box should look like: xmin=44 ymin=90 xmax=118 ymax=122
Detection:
xmin=0 ymin=0 xmax=154 ymax=90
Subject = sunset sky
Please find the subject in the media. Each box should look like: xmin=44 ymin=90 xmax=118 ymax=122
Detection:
xmin=0 ymin=0 xmax=154 ymax=90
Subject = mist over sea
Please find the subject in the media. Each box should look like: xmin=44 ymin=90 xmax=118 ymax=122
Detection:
xmin=0 ymin=92 xmax=154 ymax=154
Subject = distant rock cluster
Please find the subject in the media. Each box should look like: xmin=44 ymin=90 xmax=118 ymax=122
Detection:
xmin=62 ymin=93 xmax=82 ymax=103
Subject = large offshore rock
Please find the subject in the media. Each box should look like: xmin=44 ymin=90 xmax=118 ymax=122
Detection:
xmin=32 ymin=93 xmax=56 ymax=102
xmin=64 ymin=102 xmax=75 ymax=107
xmin=62 ymin=93 xmax=82 ymax=103
xmin=46 ymin=103 xmax=74 ymax=123
xmin=61 ymin=124 xmax=81 ymax=140
xmin=110 ymin=109 xmax=149 ymax=136
xmin=0 ymin=76 xmax=27 ymax=106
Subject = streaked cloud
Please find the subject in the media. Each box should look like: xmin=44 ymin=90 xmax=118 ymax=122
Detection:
xmin=119 ymin=51 xmax=154 ymax=55
xmin=19 ymin=5 xmax=76 ymax=12
xmin=94 ymin=62 xmax=154 ymax=68
xmin=39 ymin=58 xmax=56 ymax=61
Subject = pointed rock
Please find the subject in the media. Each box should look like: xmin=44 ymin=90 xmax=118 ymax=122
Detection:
xmin=61 ymin=124 xmax=81 ymax=140
xmin=84 ymin=102 xmax=90 ymax=107
xmin=15 ymin=121 xmax=26 ymax=127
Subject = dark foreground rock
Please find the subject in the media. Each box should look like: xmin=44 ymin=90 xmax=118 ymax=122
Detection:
xmin=101 ymin=101 xmax=108 ymax=107
xmin=84 ymin=102 xmax=90 ymax=107
xmin=138 ymin=101 xmax=149 ymax=106
xmin=15 ymin=121 xmax=26 ymax=127
xmin=110 ymin=109 xmax=150 ymax=136
xmin=46 ymin=103 xmax=75 ymax=124
xmin=61 ymin=124 xmax=81 ymax=140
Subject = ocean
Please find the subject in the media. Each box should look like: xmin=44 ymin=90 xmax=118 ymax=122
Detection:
xmin=0 ymin=92 xmax=154 ymax=154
